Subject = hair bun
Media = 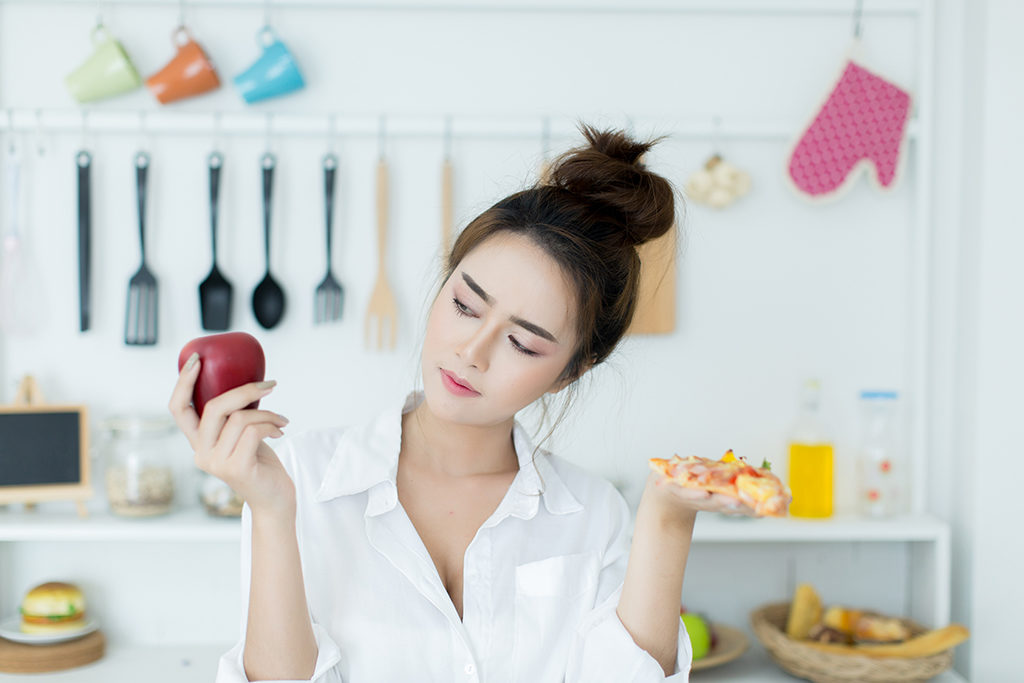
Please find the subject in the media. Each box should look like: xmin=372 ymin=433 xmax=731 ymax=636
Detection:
xmin=545 ymin=122 xmax=677 ymax=248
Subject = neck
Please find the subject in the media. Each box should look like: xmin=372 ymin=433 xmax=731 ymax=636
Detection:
xmin=402 ymin=401 xmax=520 ymax=479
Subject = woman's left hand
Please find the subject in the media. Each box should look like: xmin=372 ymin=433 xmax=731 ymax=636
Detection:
xmin=642 ymin=470 xmax=758 ymax=524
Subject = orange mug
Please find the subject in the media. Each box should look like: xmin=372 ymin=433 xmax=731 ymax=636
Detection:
xmin=146 ymin=26 xmax=220 ymax=104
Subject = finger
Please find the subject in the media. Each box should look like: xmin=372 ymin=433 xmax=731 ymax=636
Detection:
xmin=223 ymin=423 xmax=285 ymax=477
xmin=664 ymin=484 xmax=714 ymax=504
xmin=196 ymin=381 xmax=278 ymax=452
xmin=169 ymin=353 xmax=202 ymax=444
xmin=711 ymin=493 xmax=757 ymax=516
xmin=214 ymin=410 xmax=288 ymax=461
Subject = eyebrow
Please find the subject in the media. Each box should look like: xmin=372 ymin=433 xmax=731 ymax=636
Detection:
xmin=460 ymin=272 xmax=559 ymax=344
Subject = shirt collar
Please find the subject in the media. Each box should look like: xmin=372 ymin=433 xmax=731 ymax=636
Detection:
xmin=314 ymin=390 xmax=582 ymax=518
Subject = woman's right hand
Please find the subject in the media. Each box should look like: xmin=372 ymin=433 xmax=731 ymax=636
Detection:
xmin=168 ymin=353 xmax=295 ymax=520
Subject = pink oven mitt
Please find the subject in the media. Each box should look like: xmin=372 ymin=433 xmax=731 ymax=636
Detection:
xmin=786 ymin=48 xmax=913 ymax=202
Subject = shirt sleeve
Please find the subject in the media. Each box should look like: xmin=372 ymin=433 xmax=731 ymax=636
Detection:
xmin=564 ymin=486 xmax=693 ymax=682
xmin=214 ymin=437 xmax=346 ymax=683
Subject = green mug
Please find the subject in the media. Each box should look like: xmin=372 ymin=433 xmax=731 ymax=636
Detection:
xmin=65 ymin=24 xmax=142 ymax=103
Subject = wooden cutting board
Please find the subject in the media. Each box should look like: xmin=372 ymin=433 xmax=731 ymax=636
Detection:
xmin=538 ymin=157 xmax=677 ymax=335
xmin=0 ymin=630 xmax=105 ymax=673
xmin=627 ymin=222 xmax=677 ymax=335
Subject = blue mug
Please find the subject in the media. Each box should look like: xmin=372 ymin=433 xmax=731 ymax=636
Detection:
xmin=233 ymin=27 xmax=305 ymax=104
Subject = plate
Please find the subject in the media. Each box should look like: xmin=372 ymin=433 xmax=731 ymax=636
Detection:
xmin=0 ymin=615 xmax=99 ymax=645
xmin=691 ymin=623 xmax=749 ymax=671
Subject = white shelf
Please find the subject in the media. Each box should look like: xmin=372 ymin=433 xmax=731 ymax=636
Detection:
xmin=692 ymin=513 xmax=950 ymax=543
xmin=0 ymin=504 xmax=948 ymax=544
xmin=0 ymin=505 xmax=241 ymax=542
xmin=0 ymin=641 xmax=968 ymax=682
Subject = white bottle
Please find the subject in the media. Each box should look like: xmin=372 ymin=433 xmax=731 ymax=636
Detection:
xmin=856 ymin=390 xmax=902 ymax=517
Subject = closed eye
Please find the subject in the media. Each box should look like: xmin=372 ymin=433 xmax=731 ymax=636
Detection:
xmin=451 ymin=297 xmax=539 ymax=357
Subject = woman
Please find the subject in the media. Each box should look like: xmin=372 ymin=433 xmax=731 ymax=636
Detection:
xmin=170 ymin=124 xmax=754 ymax=682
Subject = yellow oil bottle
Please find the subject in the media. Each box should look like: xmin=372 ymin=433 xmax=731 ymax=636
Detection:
xmin=787 ymin=379 xmax=834 ymax=518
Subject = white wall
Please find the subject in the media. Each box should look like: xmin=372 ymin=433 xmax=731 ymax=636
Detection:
xmin=0 ymin=0 xmax=924 ymax=513
xmin=960 ymin=1 xmax=1024 ymax=680
xmin=1 ymin=0 xmax=1009 ymax=677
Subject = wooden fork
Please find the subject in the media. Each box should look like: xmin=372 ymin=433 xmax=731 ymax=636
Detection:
xmin=364 ymin=157 xmax=398 ymax=350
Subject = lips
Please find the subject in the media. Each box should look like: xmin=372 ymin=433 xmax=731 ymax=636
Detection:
xmin=441 ymin=369 xmax=478 ymax=393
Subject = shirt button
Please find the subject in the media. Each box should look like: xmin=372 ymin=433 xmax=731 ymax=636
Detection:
xmin=464 ymin=663 xmax=476 ymax=675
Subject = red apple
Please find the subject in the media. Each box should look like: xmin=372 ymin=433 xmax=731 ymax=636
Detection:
xmin=178 ymin=332 xmax=266 ymax=418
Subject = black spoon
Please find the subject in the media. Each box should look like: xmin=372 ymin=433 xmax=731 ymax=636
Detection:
xmin=252 ymin=152 xmax=285 ymax=329
xmin=199 ymin=151 xmax=233 ymax=330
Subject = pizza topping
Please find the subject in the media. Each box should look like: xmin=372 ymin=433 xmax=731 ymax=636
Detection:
xmin=649 ymin=450 xmax=792 ymax=517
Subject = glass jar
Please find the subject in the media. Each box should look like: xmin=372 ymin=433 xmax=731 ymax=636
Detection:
xmin=199 ymin=471 xmax=245 ymax=517
xmin=99 ymin=415 xmax=178 ymax=517
xmin=856 ymin=390 xmax=904 ymax=517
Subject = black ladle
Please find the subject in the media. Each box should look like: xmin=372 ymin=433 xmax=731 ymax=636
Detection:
xmin=199 ymin=151 xmax=233 ymax=330
xmin=252 ymin=152 xmax=285 ymax=329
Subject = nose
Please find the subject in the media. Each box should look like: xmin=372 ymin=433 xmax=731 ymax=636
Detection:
xmin=455 ymin=322 xmax=497 ymax=373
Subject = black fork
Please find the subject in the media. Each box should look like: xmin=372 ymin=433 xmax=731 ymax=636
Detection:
xmin=314 ymin=153 xmax=343 ymax=324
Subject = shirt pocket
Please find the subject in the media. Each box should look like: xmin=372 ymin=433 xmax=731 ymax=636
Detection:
xmin=512 ymin=552 xmax=600 ymax=682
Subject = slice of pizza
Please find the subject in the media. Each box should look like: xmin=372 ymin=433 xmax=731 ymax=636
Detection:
xmin=649 ymin=450 xmax=791 ymax=517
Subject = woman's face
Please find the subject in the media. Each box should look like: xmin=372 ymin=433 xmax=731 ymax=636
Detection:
xmin=420 ymin=232 xmax=579 ymax=427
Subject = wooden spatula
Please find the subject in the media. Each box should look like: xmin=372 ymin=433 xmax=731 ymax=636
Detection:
xmin=364 ymin=156 xmax=398 ymax=350
xmin=441 ymin=155 xmax=454 ymax=259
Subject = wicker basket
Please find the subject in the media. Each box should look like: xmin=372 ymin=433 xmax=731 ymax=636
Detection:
xmin=750 ymin=602 xmax=954 ymax=683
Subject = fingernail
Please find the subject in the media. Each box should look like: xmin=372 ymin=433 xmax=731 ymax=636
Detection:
xmin=183 ymin=352 xmax=199 ymax=372
xmin=278 ymin=415 xmax=290 ymax=425
xmin=256 ymin=380 xmax=277 ymax=391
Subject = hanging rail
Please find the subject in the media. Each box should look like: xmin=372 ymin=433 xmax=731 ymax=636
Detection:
xmin=0 ymin=109 xmax=920 ymax=141
xmin=0 ymin=0 xmax=924 ymax=15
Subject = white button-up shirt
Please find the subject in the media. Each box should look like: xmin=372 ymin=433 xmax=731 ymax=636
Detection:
xmin=217 ymin=390 xmax=691 ymax=682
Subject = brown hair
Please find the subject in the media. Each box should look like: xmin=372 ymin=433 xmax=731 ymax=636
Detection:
xmin=438 ymin=122 xmax=680 ymax=442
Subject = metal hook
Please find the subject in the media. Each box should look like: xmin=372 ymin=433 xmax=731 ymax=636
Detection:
xmin=178 ymin=0 xmax=186 ymax=28
xmin=263 ymin=0 xmax=272 ymax=29
xmin=853 ymin=0 xmax=864 ymax=39
xmin=6 ymin=110 xmax=15 ymax=155
xmin=79 ymin=109 xmax=89 ymax=152
xmin=541 ymin=116 xmax=551 ymax=162
xmin=211 ymin=111 xmax=223 ymax=154
xmin=138 ymin=110 xmax=149 ymax=152
xmin=711 ymin=114 xmax=723 ymax=155
xmin=327 ymin=112 xmax=338 ymax=156
xmin=443 ymin=115 xmax=453 ymax=161
xmin=377 ymin=115 xmax=386 ymax=161
xmin=95 ymin=0 xmax=103 ymax=27
xmin=34 ymin=108 xmax=45 ymax=156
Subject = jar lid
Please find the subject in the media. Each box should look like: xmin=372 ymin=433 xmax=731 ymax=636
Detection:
xmin=100 ymin=414 xmax=176 ymax=436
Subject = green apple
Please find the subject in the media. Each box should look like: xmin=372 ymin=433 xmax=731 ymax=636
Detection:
xmin=681 ymin=612 xmax=711 ymax=660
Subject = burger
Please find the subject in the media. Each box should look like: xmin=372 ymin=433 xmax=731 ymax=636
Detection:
xmin=19 ymin=582 xmax=87 ymax=634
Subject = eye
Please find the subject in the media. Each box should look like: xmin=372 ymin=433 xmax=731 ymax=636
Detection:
xmin=453 ymin=297 xmax=539 ymax=357
xmin=509 ymin=336 xmax=539 ymax=357
xmin=452 ymin=297 xmax=473 ymax=317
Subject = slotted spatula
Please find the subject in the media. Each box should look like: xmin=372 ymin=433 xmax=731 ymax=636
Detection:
xmin=124 ymin=151 xmax=157 ymax=346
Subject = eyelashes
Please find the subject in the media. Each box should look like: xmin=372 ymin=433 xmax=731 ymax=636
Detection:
xmin=451 ymin=297 xmax=538 ymax=357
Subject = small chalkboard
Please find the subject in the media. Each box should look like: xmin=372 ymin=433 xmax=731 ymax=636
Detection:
xmin=0 ymin=376 xmax=92 ymax=516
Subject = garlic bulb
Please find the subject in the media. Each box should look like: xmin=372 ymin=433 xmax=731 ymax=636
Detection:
xmin=685 ymin=154 xmax=753 ymax=209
